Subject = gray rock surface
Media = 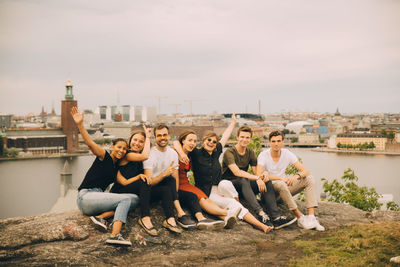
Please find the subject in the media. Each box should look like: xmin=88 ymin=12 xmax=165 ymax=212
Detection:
xmin=0 ymin=201 xmax=399 ymax=266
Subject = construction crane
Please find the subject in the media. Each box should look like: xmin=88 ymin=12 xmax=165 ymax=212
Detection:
xmin=169 ymin=104 xmax=182 ymax=117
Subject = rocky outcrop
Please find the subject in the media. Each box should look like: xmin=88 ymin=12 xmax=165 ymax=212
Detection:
xmin=1 ymin=201 xmax=399 ymax=266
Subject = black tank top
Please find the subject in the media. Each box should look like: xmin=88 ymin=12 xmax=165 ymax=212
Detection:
xmin=110 ymin=161 xmax=144 ymax=193
xmin=78 ymin=151 xmax=117 ymax=191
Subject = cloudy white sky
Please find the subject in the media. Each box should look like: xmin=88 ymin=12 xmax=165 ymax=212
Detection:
xmin=1 ymin=0 xmax=399 ymax=116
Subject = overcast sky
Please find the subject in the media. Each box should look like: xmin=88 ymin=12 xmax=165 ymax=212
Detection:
xmin=1 ymin=0 xmax=399 ymax=116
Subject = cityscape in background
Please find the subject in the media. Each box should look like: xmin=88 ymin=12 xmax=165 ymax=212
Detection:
xmin=1 ymin=80 xmax=400 ymax=158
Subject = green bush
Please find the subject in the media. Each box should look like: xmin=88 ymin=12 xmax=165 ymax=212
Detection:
xmin=248 ymin=135 xmax=262 ymax=157
xmin=2 ymin=147 xmax=19 ymax=158
xmin=386 ymin=201 xmax=400 ymax=211
xmin=321 ymin=168 xmax=383 ymax=212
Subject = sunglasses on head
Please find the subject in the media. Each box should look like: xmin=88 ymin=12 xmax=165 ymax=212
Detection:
xmin=207 ymin=138 xmax=217 ymax=144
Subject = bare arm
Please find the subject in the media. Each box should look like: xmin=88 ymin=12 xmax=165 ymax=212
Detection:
xmin=228 ymin=163 xmax=259 ymax=180
xmin=144 ymin=162 xmax=179 ymax=186
xmin=116 ymin=170 xmax=142 ymax=186
xmin=173 ymin=140 xmax=189 ymax=164
xmin=220 ymin=112 xmax=236 ymax=148
xmin=292 ymin=161 xmax=310 ymax=178
xmin=71 ymin=106 xmax=105 ymax=160
xmin=126 ymin=125 xmax=151 ymax=162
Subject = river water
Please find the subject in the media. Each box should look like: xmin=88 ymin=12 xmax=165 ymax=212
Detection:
xmin=0 ymin=149 xmax=399 ymax=219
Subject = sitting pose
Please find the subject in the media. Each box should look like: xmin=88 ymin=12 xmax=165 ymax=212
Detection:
xmin=256 ymin=130 xmax=324 ymax=231
xmin=72 ymin=107 xmax=139 ymax=246
xmin=143 ymin=124 xmax=197 ymax=233
xmin=110 ymin=127 xmax=161 ymax=236
xmin=173 ymin=130 xmax=238 ymax=229
xmin=179 ymin=114 xmax=272 ymax=233
xmin=222 ymin=126 xmax=297 ymax=230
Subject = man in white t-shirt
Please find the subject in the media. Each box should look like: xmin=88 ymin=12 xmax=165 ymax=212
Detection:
xmin=256 ymin=130 xmax=324 ymax=231
xmin=143 ymin=124 xmax=196 ymax=232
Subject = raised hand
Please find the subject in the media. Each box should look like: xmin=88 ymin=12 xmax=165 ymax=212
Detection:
xmin=143 ymin=124 xmax=151 ymax=138
xmin=231 ymin=112 xmax=236 ymax=124
xmin=70 ymin=106 xmax=84 ymax=125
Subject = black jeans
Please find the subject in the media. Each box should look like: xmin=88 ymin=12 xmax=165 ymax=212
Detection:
xmin=178 ymin=190 xmax=202 ymax=216
xmin=112 ymin=178 xmax=175 ymax=219
xmin=230 ymin=177 xmax=280 ymax=219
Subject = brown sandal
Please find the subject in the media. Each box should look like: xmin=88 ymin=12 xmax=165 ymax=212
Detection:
xmin=138 ymin=218 xmax=158 ymax=236
xmin=162 ymin=219 xmax=182 ymax=234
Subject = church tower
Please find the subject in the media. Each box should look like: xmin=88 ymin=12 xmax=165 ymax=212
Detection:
xmin=61 ymin=80 xmax=79 ymax=152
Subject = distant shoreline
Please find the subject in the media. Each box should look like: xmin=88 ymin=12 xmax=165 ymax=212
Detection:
xmin=312 ymin=147 xmax=400 ymax=156
xmin=0 ymin=151 xmax=91 ymax=161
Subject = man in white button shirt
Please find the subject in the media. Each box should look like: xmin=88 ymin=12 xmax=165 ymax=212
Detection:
xmin=256 ymin=130 xmax=325 ymax=231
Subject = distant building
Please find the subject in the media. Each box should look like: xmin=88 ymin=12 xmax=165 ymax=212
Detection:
xmin=0 ymin=114 xmax=12 ymax=129
xmin=61 ymin=80 xmax=79 ymax=152
xmin=99 ymin=106 xmax=107 ymax=120
xmin=97 ymin=105 xmax=157 ymax=123
xmin=336 ymin=133 xmax=387 ymax=151
xmin=298 ymin=134 xmax=319 ymax=144
xmin=6 ymin=129 xmax=66 ymax=154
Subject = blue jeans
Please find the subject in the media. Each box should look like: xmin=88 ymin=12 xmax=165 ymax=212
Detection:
xmin=77 ymin=188 xmax=139 ymax=224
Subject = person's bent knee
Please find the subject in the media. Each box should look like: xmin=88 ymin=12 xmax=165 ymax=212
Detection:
xmin=273 ymin=180 xmax=289 ymax=192
xmin=304 ymin=175 xmax=315 ymax=186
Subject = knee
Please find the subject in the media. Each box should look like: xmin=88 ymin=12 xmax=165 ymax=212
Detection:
xmin=304 ymin=175 xmax=315 ymax=187
xmin=218 ymin=180 xmax=232 ymax=189
xmin=274 ymin=180 xmax=289 ymax=192
xmin=129 ymin=194 xmax=140 ymax=206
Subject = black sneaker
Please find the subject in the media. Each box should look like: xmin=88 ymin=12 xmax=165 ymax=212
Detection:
xmin=258 ymin=213 xmax=274 ymax=229
xmin=273 ymin=216 xmax=297 ymax=230
xmin=106 ymin=234 xmax=132 ymax=246
xmin=197 ymin=218 xmax=225 ymax=230
xmin=177 ymin=215 xmax=196 ymax=229
xmin=90 ymin=216 xmax=108 ymax=231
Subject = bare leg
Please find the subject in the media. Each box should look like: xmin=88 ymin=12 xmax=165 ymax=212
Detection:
xmin=292 ymin=208 xmax=303 ymax=219
xmin=307 ymin=207 xmax=315 ymax=216
xmin=195 ymin=212 xmax=206 ymax=221
xmin=97 ymin=211 xmax=115 ymax=219
xmin=199 ymin=198 xmax=228 ymax=220
xmin=110 ymin=220 xmax=123 ymax=237
xmin=243 ymin=212 xmax=271 ymax=234
xmin=174 ymin=200 xmax=186 ymax=218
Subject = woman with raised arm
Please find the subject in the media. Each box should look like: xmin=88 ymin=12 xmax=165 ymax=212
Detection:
xmin=111 ymin=127 xmax=181 ymax=235
xmin=71 ymin=107 xmax=139 ymax=246
xmin=174 ymin=113 xmax=272 ymax=234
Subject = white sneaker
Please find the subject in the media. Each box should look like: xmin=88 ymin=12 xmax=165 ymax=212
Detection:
xmin=224 ymin=206 xmax=241 ymax=229
xmin=297 ymin=215 xmax=313 ymax=230
xmin=308 ymin=215 xmax=325 ymax=231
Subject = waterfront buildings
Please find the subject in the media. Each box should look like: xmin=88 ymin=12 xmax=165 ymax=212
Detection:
xmin=336 ymin=133 xmax=387 ymax=151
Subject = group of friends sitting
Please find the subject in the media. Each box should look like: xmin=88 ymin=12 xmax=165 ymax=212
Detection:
xmin=71 ymin=107 xmax=324 ymax=246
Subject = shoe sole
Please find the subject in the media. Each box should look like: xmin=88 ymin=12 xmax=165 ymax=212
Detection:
xmin=177 ymin=221 xmax=196 ymax=230
xmin=106 ymin=240 xmax=132 ymax=246
xmin=224 ymin=216 xmax=237 ymax=229
xmin=274 ymin=217 xmax=298 ymax=230
xmin=197 ymin=221 xmax=225 ymax=230
xmin=90 ymin=216 xmax=107 ymax=231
